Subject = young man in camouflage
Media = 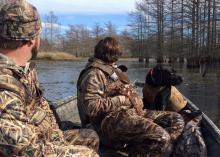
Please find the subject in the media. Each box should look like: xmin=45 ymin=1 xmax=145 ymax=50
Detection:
xmin=77 ymin=37 xmax=185 ymax=157
xmin=0 ymin=0 xmax=99 ymax=156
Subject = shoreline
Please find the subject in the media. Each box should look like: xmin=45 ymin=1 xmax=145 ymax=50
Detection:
xmin=36 ymin=52 xmax=80 ymax=61
xmin=36 ymin=52 xmax=139 ymax=61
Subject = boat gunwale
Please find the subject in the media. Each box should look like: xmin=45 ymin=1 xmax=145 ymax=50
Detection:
xmin=54 ymin=96 xmax=77 ymax=109
xmin=184 ymin=96 xmax=220 ymax=144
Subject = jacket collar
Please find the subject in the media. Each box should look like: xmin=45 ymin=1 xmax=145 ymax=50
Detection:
xmin=88 ymin=57 xmax=105 ymax=64
xmin=88 ymin=57 xmax=115 ymax=68
xmin=0 ymin=53 xmax=26 ymax=75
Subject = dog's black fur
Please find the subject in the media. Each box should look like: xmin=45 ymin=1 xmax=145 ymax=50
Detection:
xmin=118 ymin=65 xmax=128 ymax=72
xmin=145 ymin=64 xmax=183 ymax=87
xmin=144 ymin=64 xmax=183 ymax=110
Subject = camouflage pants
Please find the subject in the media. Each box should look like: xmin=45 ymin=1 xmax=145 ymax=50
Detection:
xmin=38 ymin=129 xmax=99 ymax=157
xmin=101 ymin=109 xmax=184 ymax=157
xmin=42 ymin=142 xmax=99 ymax=157
xmin=63 ymin=129 xmax=100 ymax=151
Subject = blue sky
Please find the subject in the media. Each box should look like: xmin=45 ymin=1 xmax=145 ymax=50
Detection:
xmin=28 ymin=0 xmax=137 ymax=31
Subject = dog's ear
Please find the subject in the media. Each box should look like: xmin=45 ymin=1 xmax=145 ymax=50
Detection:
xmin=145 ymin=72 xmax=154 ymax=85
xmin=145 ymin=66 xmax=163 ymax=86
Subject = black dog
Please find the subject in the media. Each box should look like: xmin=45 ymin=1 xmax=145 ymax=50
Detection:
xmin=144 ymin=64 xmax=183 ymax=110
xmin=145 ymin=64 xmax=183 ymax=87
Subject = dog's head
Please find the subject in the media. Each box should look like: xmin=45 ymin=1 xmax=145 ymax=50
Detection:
xmin=118 ymin=65 xmax=128 ymax=72
xmin=145 ymin=64 xmax=183 ymax=87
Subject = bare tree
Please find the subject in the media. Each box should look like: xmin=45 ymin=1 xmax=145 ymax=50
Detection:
xmin=92 ymin=23 xmax=105 ymax=41
xmin=64 ymin=25 xmax=94 ymax=57
xmin=44 ymin=11 xmax=61 ymax=44
xmin=128 ymin=11 xmax=145 ymax=59
xmin=105 ymin=21 xmax=117 ymax=37
xmin=41 ymin=11 xmax=61 ymax=52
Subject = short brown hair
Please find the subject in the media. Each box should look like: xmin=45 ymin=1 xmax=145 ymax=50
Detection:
xmin=94 ymin=37 xmax=122 ymax=63
xmin=0 ymin=38 xmax=29 ymax=50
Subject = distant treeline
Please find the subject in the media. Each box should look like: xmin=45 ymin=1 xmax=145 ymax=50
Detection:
xmin=41 ymin=0 xmax=220 ymax=63
xmin=40 ymin=11 xmax=133 ymax=58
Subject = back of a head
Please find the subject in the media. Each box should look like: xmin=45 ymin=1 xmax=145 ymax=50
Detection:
xmin=94 ymin=37 xmax=122 ymax=63
xmin=0 ymin=0 xmax=41 ymax=42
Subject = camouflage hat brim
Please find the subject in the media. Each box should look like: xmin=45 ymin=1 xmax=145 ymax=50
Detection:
xmin=0 ymin=0 xmax=42 ymax=41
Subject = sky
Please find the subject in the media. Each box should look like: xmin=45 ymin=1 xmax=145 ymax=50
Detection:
xmin=28 ymin=0 xmax=137 ymax=31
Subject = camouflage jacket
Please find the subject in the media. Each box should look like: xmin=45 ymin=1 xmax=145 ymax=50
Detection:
xmin=0 ymin=54 xmax=66 ymax=156
xmin=77 ymin=58 xmax=143 ymax=134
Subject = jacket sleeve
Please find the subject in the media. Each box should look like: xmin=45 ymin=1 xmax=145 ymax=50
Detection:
xmin=79 ymin=69 xmax=131 ymax=118
xmin=0 ymin=91 xmax=83 ymax=156
xmin=0 ymin=91 xmax=43 ymax=156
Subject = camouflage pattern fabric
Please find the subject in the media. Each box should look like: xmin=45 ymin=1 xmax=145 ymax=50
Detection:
xmin=77 ymin=58 xmax=185 ymax=156
xmin=0 ymin=0 xmax=41 ymax=40
xmin=0 ymin=54 xmax=99 ymax=157
xmin=64 ymin=129 xmax=99 ymax=152
xmin=173 ymin=115 xmax=207 ymax=157
xmin=143 ymin=109 xmax=185 ymax=142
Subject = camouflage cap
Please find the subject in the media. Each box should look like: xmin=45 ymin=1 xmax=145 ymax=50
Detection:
xmin=0 ymin=0 xmax=41 ymax=41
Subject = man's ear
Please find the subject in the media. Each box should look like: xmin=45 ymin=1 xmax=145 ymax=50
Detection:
xmin=35 ymin=36 xmax=40 ymax=49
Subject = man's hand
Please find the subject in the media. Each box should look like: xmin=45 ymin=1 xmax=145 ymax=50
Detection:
xmin=106 ymin=83 xmax=143 ymax=115
xmin=118 ymin=85 xmax=144 ymax=115
xmin=117 ymin=95 xmax=132 ymax=110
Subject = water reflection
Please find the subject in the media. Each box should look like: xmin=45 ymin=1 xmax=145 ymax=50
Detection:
xmin=36 ymin=60 xmax=220 ymax=127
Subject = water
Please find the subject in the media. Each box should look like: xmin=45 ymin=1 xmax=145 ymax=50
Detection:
xmin=36 ymin=60 xmax=220 ymax=128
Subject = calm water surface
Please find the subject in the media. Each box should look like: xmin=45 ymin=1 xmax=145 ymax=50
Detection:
xmin=36 ymin=60 xmax=220 ymax=128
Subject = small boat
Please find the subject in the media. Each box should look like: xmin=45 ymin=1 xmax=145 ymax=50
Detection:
xmin=54 ymin=96 xmax=220 ymax=157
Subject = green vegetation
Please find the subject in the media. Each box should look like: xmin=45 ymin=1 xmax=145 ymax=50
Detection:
xmin=36 ymin=52 xmax=79 ymax=61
